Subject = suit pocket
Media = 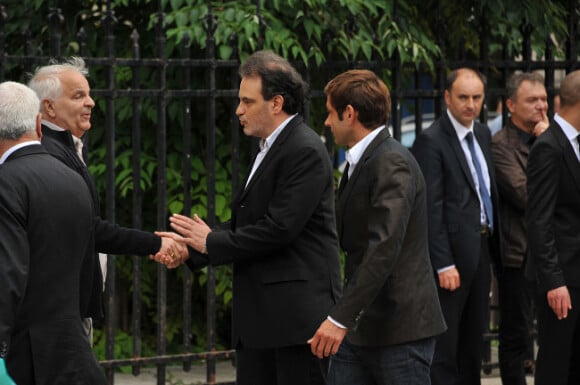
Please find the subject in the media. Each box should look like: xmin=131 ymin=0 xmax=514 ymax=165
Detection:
xmin=261 ymin=268 xmax=309 ymax=285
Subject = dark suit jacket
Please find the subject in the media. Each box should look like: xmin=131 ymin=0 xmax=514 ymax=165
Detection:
xmin=0 ymin=145 xmax=106 ymax=384
xmin=492 ymin=120 xmax=532 ymax=268
xmin=186 ymin=115 xmax=342 ymax=349
xmin=526 ymin=120 xmax=580 ymax=292
xmin=412 ymin=112 xmax=500 ymax=282
xmin=329 ymin=130 xmax=446 ymax=346
xmin=41 ymin=125 xmax=162 ymax=318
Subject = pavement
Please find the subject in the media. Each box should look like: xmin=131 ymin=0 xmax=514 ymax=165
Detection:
xmin=113 ymin=359 xmax=534 ymax=385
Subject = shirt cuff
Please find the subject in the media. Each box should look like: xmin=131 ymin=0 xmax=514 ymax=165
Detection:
xmin=437 ymin=264 xmax=456 ymax=274
xmin=327 ymin=316 xmax=347 ymax=329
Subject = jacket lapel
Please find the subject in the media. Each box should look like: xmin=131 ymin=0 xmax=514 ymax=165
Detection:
xmin=442 ymin=113 xmax=477 ymax=193
xmin=336 ymin=129 xmax=389 ymax=240
xmin=552 ymin=121 xmax=580 ymax=192
xmin=237 ymin=115 xmax=301 ymax=202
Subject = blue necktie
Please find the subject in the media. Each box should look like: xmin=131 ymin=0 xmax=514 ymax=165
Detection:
xmin=466 ymin=132 xmax=493 ymax=229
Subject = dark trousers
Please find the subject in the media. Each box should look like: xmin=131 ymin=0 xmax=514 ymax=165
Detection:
xmin=498 ymin=266 xmax=535 ymax=385
xmin=535 ymin=286 xmax=580 ymax=385
xmin=236 ymin=343 xmax=327 ymax=385
xmin=430 ymin=236 xmax=491 ymax=385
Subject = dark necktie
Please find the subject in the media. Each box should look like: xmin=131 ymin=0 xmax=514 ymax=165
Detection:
xmin=466 ymin=132 xmax=494 ymax=229
xmin=338 ymin=162 xmax=350 ymax=193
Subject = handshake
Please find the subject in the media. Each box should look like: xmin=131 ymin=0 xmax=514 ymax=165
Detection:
xmin=150 ymin=213 xmax=211 ymax=268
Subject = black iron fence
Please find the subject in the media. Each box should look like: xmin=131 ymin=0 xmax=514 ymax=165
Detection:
xmin=1 ymin=0 xmax=579 ymax=384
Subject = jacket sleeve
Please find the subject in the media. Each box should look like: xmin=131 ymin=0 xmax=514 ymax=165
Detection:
xmin=526 ymin=135 xmax=565 ymax=292
xmin=412 ymin=131 xmax=455 ymax=270
xmin=94 ymin=217 xmax=161 ymax=256
xmin=0 ymin=179 xmax=29 ymax=357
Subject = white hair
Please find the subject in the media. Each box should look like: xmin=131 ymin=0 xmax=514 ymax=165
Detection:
xmin=28 ymin=56 xmax=89 ymax=101
xmin=0 ymin=81 xmax=40 ymax=140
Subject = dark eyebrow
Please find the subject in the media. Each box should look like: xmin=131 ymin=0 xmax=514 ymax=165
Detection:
xmin=240 ymin=96 xmax=255 ymax=103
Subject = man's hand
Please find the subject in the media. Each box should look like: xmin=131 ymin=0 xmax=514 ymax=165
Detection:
xmin=150 ymin=234 xmax=189 ymax=269
xmin=438 ymin=267 xmax=461 ymax=291
xmin=307 ymin=319 xmax=347 ymax=359
xmin=547 ymin=286 xmax=572 ymax=320
xmin=532 ymin=109 xmax=549 ymax=136
xmin=167 ymin=213 xmax=211 ymax=254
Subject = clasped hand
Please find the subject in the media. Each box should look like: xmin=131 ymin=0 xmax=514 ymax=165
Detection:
xmin=150 ymin=213 xmax=211 ymax=268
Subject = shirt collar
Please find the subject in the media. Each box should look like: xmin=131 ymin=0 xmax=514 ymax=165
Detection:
xmin=42 ymin=119 xmax=83 ymax=148
xmin=554 ymin=113 xmax=580 ymax=142
xmin=42 ymin=119 xmax=65 ymax=132
xmin=260 ymin=114 xmax=296 ymax=151
xmin=345 ymin=125 xmax=385 ymax=167
xmin=0 ymin=141 xmax=41 ymax=164
xmin=447 ymin=109 xmax=475 ymax=141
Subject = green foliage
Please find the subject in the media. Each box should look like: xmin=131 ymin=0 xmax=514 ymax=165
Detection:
xmin=162 ymin=0 xmax=441 ymax=68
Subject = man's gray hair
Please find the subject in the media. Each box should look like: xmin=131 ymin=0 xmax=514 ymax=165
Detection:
xmin=0 ymin=81 xmax=40 ymax=140
xmin=28 ymin=56 xmax=89 ymax=101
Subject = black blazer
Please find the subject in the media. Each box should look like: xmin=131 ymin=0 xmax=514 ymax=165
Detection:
xmin=0 ymin=145 xmax=106 ymax=384
xmin=412 ymin=112 xmax=500 ymax=282
xmin=329 ymin=130 xmax=446 ymax=346
xmin=187 ymin=115 xmax=342 ymax=349
xmin=41 ymin=125 xmax=162 ymax=318
xmin=526 ymin=120 xmax=580 ymax=292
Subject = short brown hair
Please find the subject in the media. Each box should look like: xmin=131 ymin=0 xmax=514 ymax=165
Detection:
xmin=324 ymin=69 xmax=391 ymax=130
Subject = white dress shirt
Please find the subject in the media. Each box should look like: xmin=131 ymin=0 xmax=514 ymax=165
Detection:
xmin=555 ymin=113 xmax=580 ymax=161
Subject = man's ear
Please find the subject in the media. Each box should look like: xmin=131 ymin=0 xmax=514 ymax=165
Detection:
xmin=344 ymin=105 xmax=357 ymax=123
xmin=42 ymin=99 xmax=56 ymax=118
xmin=505 ymin=98 xmax=515 ymax=114
xmin=271 ymin=94 xmax=284 ymax=113
xmin=35 ymin=113 xmax=43 ymax=140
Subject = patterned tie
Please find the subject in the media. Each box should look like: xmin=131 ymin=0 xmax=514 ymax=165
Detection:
xmin=465 ymin=132 xmax=493 ymax=229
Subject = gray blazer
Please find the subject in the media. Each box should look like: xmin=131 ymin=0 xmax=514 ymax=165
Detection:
xmin=330 ymin=129 xmax=446 ymax=346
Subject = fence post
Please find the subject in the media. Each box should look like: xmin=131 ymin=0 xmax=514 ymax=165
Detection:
xmin=129 ymin=27 xmax=144 ymax=378
xmin=102 ymin=1 xmax=118 ymax=383
xmin=204 ymin=0 xmax=218 ymax=383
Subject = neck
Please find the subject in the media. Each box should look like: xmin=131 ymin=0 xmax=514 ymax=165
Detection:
xmin=0 ymin=135 xmax=38 ymax=158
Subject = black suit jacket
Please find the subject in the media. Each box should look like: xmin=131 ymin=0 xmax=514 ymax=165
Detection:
xmin=187 ymin=115 xmax=342 ymax=349
xmin=329 ymin=130 xmax=446 ymax=346
xmin=0 ymin=145 xmax=106 ymax=384
xmin=412 ymin=112 xmax=500 ymax=282
xmin=527 ymin=120 xmax=580 ymax=292
xmin=41 ymin=125 xmax=162 ymax=318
